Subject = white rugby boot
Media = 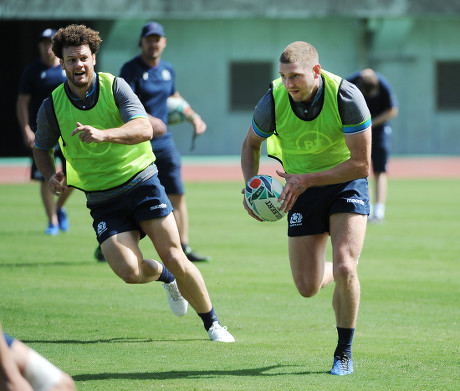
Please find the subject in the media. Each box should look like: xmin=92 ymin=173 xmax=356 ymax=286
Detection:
xmin=208 ymin=321 xmax=235 ymax=342
xmin=163 ymin=280 xmax=188 ymax=317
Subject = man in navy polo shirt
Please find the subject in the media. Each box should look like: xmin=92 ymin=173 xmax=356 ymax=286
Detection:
xmin=120 ymin=21 xmax=210 ymax=263
xmin=16 ymin=28 xmax=73 ymax=236
xmin=347 ymin=68 xmax=399 ymax=222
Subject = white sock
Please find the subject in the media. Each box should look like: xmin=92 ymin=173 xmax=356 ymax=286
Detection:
xmin=374 ymin=203 xmax=385 ymax=220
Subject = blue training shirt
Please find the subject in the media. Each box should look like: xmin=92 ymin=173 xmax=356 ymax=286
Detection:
xmin=347 ymin=71 xmax=398 ymax=133
xmin=18 ymin=59 xmax=66 ymax=132
xmin=120 ymin=56 xmax=176 ymax=149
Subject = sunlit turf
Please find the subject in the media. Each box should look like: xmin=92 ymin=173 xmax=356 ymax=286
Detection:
xmin=0 ymin=179 xmax=458 ymax=390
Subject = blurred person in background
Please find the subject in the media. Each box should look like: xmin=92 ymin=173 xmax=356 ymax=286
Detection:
xmin=347 ymin=68 xmax=398 ymax=222
xmin=16 ymin=28 xmax=73 ymax=236
xmin=119 ymin=21 xmax=211 ymax=263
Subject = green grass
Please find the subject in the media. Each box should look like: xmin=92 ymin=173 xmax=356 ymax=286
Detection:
xmin=0 ymin=179 xmax=459 ymax=390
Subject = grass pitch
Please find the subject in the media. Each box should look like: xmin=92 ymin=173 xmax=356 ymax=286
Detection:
xmin=0 ymin=179 xmax=459 ymax=390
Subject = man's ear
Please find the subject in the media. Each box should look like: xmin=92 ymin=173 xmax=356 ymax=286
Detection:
xmin=313 ymin=64 xmax=322 ymax=78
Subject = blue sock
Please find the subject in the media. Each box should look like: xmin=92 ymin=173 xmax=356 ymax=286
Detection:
xmin=334 ymin=327 xmax=355 ymax=357
xmin=198 ymin=307 xmax=218 ymax=331
xmin=157 ymin=265 xmax=175 ymax=283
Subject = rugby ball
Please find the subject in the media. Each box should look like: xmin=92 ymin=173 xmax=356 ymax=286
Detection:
xmin=167 ymin=97 xmax=191 ymax=125
xmin=244 ymin=175 xmax=286 ymax=222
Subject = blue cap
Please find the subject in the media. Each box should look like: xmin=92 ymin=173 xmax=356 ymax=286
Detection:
xmin=140 ymin=21 xmax=165 ymax=38
xmin=39 ymin=28 xmax=57 ymax=41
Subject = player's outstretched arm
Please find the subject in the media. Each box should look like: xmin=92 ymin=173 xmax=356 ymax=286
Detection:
xmin=71 ymin=117 xmax=156 ymax=145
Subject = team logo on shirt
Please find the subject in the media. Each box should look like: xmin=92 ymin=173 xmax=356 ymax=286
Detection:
xmin=97 ymin=221 xmax=107 ymax=236
xmin=143 ymin=72 xmax=149 ymax=80
xmin=289 ymin=213 xmax=303 ymax=227
xmin=161 ymin=69 xmax=171 ymax=81
xmin=295 ymin=131 xmax=333 ymax=152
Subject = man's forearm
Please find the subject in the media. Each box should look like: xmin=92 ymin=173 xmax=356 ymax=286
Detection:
xmin=33 ymin=148 xmax=56 ymax=182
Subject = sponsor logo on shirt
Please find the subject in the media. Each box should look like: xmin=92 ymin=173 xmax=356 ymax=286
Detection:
xmin=346 ymin=198 xmax=365 ymax=206
xmin=150 ymin=203 xmax=168 ymax=211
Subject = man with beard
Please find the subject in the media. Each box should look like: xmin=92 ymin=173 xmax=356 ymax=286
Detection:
xmin=33 ymin=24 xmax=235 ymax=343
xmin=120 ymin=21 xmax=211 ymax=263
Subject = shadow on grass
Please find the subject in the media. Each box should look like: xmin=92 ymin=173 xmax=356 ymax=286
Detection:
xmin=21 ymin=337 xmax=201 ymax=344
xmin=73 ymin=365 xmax=326 ymax=381
xmin=0 ymin=261 xmax=95 ymax=268
xmin=21 ymin=340 xmax=329 ymax=379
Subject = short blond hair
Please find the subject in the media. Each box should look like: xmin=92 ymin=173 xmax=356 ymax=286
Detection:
xmin=279 ymin=41 xmax=319 ymax=68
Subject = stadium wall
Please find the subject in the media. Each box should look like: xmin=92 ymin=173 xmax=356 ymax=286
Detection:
xmin=97 ymin=17 xmax=460 ymax=156
xmin=1 ymin=3 xmax=460 ymax=157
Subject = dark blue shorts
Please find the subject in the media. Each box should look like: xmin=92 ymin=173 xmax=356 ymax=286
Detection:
xmin=287 ymin=178 xmax=370 ymax=237
xmin=153 ymin=141 xmax=184 ymax=195
xmin=371 ymin=126 xmax=391 ymax=173
xmin=3 ymin=333 xmax=14 ymax=347
xmin=87 ymin=173 xmax=173 ymax=244
xmin=31 ymin=147 xmax=67 ymax=181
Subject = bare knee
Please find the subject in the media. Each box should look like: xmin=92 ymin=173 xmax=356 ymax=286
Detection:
xmin=121 ymin=273 xmax=140 ymax=284
xmin=333 ymin=262 xmax=357 ymax=285
xmin=118 ymin=267 xmax=141 ymax=284
xmin=161 ymin=248 xmax=188 ymax=279
xmin=294 ymin=279 xmax=321 ymax=298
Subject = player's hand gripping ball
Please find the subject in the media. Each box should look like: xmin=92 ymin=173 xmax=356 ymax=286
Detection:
xmin=244 ymin=175 xmax=286 ymax=221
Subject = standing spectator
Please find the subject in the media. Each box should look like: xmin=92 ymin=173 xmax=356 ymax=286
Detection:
xmin=241 ymin=41 xmax=371 ymax=375
xmin=119 ymin=21 xmax=210 ymax=263
xmin=16 ymin=28 xmax=73 ymax=236
xmin=33 ymin=24 xmax=234 ymax=342
xmin=347 ymin=68 xmax=398 ymax=222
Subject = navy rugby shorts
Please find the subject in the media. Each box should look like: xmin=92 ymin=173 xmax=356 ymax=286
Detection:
xmin=88 ymin=173 xmax=173 ymax=244
xmin=371 ymin=125 xmax=391 ymax=173
xmin=153 ymin=142 xmax=184 ymax=195
xmin=287 ymin=177 xmax=370 ymax=237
